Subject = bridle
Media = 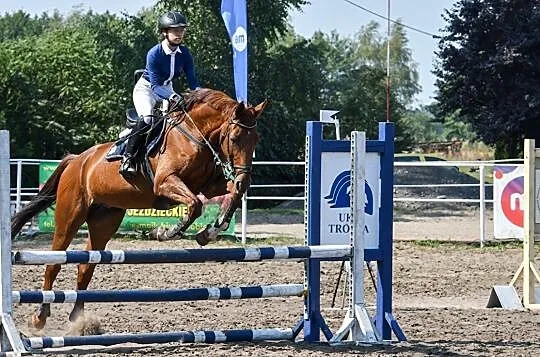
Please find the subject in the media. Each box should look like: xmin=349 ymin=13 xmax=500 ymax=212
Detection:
xmin=168 ymin=106 xmax=256 ymax=182
xmin=219 ymin=118 xmax=257 ymax=181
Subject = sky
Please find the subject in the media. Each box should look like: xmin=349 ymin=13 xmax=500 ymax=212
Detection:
xmin=290 ymin=0 xmax=458 ymax=105
xmin=1 ymin=0 xmax=458 ymax=105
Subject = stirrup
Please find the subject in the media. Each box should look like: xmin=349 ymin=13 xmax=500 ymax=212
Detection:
xmin=119 ymin=157 xmax=137 ymax=177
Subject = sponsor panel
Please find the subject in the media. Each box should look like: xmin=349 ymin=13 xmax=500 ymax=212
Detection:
xmin=37 ymin=162 xmax=235 ymax=235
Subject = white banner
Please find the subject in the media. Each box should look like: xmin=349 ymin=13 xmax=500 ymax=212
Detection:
xmin=319 ymin=152 xmax=380 ymax=247
xmin=493 ymin=165 xmax=524 ymax=239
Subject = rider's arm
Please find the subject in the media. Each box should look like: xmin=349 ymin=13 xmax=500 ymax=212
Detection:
xmin=181 ymin=47 xmax=200 ymax=90
xmin=146 ymin=47 xmax=177 ymax=100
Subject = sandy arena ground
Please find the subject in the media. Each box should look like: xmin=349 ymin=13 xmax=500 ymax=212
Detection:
xmin=9 ymin=208 xmax=540 ymax=356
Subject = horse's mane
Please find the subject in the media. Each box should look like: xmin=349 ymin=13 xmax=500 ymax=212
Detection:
xmin=182 ymin=88 xmax=238 ymax=121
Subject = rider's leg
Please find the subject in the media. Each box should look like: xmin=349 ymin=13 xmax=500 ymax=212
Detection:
xmin=119 ymin=118 xmax=151 ymax=177
xmin=120 ymin=78 xmax=156 ymax=177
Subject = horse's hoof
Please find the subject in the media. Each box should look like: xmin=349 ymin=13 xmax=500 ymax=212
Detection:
xmin=195 ymin=235 xmax=209 ymax=246
xmin=69 ymin=308 xmax=83 ymax=323
xmin=30 ymin=314 xmax=46 ymax=330
xmin=150 ymin=226 xmax=167 ymax=241
xmin=195 ymin=225 xmax=211 ymax=246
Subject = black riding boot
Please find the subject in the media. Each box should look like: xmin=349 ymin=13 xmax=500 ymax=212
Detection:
xmin=119 ymin=119 xmax=150 ymax=178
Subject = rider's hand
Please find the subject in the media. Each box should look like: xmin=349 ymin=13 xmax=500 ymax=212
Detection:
xmin=169 ymin=93 xmax=184 ymax=109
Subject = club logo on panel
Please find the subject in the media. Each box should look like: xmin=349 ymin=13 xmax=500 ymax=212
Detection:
xmin=324 ymin=170 xmax=374 ymax=234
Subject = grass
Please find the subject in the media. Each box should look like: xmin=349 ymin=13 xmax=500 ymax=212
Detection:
xmin=445 ymin=141 xmax=495 ymax=162
xmin=412 ymin=239 xmax=532 ymax=251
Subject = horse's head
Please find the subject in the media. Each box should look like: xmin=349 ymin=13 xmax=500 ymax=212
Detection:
xmin=220 ymin=100 xmax=268 ymax=195
xmin=173 ymin=89 xmax=268 ymax=196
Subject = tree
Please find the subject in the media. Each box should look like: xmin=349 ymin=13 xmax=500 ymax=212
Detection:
xmin=309 ymin=22 xmax=420 ymax=151
xmin=0 ymin=11 xmax=155 ymax=158
xmin=0 ymin=2 xmax=420 ymax=166
xmin=435 ymin=0 xmax=540 ymax=158
xmin=400 ymin=107 xmax=442 ymax=144
xmin=349 ymin=21 xmax=420 ymax=105
xmin=0 ymin=10 xmax=62 ymax=41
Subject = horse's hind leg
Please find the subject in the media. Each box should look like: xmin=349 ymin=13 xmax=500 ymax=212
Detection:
xmin=31 ymin=198 xmax=88 ymax=330
xmin=69 ymin=206 xmax=126 ymax=322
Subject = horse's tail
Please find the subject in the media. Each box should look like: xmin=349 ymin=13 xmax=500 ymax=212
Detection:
xmin=11 ymin=154 xmax=77 ymax=238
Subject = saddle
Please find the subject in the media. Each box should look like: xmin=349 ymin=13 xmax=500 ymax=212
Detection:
xmin=105 ymin=108 xmax=167 ymax=183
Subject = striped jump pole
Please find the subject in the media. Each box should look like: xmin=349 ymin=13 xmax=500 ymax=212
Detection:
xmin=24 ymin=328 xmax=294 ymax=349
xmin=13 ymin=284 xmax=304 ymax=304
xmin=12 ymin=245 xmax=352 ymax=265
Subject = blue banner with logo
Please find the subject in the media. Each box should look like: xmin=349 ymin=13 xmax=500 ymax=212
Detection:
xmin=221 ymin=0 xmax=248 ymax=102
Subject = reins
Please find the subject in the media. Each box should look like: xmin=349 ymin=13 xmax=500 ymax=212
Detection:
xmin=164 ymin=103 xmax=256 ymax=182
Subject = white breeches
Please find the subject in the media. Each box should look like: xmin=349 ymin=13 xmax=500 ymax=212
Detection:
xmin=132 ymin=77 xmax=172 ymax=124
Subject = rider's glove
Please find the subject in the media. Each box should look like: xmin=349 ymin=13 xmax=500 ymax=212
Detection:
xmin=169 ymin=92 xmax=185 ymax=109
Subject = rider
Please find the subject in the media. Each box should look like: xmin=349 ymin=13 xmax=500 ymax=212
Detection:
xmin=120 ymin=10 xmax=201 ymax=178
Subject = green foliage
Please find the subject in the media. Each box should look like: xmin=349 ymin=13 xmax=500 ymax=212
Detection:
xmin=441 ymin=110 xmax=476 ymax=142
xmin=0 ymin=11 xmax=156 ymax=157
xmin=400 ymin=103 xmax=477 ymax=147
xmin=436 ymin=0 xmax=540 ymax=158
xmin=348 ymin=22 xmax=420 ymax=105
xmin=310 ymin=22 xmax=420 ymax=151
xmin=0 ymin=10 xmax=62 ymax=41
xmin=400 ymin=107 xmax=442 ymax=144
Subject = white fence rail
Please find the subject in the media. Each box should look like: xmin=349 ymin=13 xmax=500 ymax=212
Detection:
xmin=9 ymin=158 xmax=523 ymax=246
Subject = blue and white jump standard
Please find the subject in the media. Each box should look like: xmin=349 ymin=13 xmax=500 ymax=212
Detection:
xmin=303 ymin=122 xmax=405 ymax=343
xmin=0 ymin=124 xmax=405 ymax=355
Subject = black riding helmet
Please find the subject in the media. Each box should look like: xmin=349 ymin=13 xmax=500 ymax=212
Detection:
xmin=159 ymin=11 xmax=188 ymax=30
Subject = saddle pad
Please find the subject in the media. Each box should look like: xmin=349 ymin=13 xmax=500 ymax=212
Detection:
xmin=105 ymin=118 xmax=167 ymax=162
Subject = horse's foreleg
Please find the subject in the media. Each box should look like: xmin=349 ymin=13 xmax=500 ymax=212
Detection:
xmin=150 ymin=176 xmax=203 ymax=241
xmin=69 ymin=206 xmax=125 ymax=323
xmin=194 ymin=192 xmax=241 ymax=246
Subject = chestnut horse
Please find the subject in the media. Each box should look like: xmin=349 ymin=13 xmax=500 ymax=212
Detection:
xmin=11 ymin=88 xmax=267 ymax=330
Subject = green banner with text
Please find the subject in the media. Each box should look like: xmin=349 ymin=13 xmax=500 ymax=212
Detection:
xmin=37 ymin=162 xmax=236 ymax=236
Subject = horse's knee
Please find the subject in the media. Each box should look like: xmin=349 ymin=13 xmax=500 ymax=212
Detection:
xmin=188 ymin=197 xmax=203 ymax=218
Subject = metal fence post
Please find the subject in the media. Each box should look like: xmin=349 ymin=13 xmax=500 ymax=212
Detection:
xmin=479 ymin=164 xmax=486 ymax=247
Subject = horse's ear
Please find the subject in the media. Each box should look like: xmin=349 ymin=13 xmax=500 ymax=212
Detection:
xmin=253 ymin=99 xmax=269 ymax=118
xmin=235 ymin=101 xmax=246 ymax=117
